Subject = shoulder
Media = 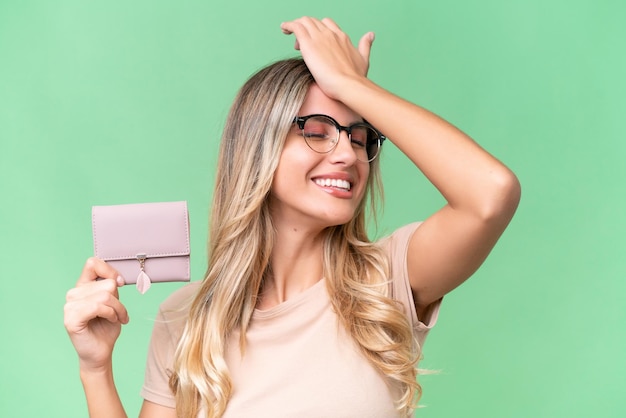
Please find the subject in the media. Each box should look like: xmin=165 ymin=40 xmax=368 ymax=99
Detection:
xmin=376 ymin=222 xmax=423 ymax=260
xmin=153 ymin=281 xmax=202 ymax=336
xmin=159 ymin=280 xmax=201 ymax=313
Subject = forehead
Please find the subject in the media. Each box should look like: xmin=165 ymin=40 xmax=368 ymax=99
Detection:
xmin=298 ymin=84 xmax=362 ymax=124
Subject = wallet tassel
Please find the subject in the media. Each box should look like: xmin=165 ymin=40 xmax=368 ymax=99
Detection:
xmin=135 ymin=253 xmax=151 ymax=294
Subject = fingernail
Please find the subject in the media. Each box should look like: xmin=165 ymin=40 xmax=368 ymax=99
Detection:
xmin=370 ymin=32 xmax=375 ymax=42
xmin=116 ymin=276 xmax=125 ymax=286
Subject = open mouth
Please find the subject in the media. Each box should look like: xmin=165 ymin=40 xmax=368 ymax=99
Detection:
xmin=313 ymin=178 xmax=352 ymax=191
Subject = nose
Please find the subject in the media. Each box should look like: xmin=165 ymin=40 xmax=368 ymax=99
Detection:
xmin=328 ymin=131 xmax=358 ymax=164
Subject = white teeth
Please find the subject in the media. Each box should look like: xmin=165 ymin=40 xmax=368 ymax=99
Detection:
xmin=315 ymin=178 xmax=351 ymax=191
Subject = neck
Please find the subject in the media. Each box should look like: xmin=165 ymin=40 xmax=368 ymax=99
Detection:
xmin=258 ymin=223 xmax=326 ymax=310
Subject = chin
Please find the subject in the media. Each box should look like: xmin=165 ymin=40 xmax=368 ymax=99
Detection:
xmin=320 ymin=211 xmax=357 ymax=228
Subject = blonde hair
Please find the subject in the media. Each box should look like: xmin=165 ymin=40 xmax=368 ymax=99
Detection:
xmin=169 ymin=58 xmax=420 ymax=417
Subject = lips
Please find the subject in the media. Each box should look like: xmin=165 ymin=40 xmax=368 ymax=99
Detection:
xmin=313 ymin=178 xmax=351 ymax=191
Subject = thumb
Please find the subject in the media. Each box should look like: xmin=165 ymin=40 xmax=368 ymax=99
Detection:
xmin=358 ymin=31 xmax=375 ymax=69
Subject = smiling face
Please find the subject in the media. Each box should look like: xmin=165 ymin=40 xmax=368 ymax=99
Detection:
xmin=269 ymin=84 xmax=371 ymax=232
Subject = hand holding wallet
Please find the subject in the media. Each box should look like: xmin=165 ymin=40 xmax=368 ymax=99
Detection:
xmin=91 ymin=201 xmax=191 ymax=293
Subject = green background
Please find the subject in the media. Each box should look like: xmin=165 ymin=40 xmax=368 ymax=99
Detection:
xmin=1 ymin=1 xmax=624 ymax=417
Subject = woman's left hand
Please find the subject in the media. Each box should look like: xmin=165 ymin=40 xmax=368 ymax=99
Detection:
xmin=280 ymin=17 xmax=374 ymax=100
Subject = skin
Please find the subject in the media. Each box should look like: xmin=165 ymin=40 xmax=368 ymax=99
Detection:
xmin=261 ymin=84 xmax=370 ymax=308
xmin=64 ymin=16 xmax=520 ymax=417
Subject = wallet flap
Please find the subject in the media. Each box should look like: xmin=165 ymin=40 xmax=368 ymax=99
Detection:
xmin=92 ymin=201 xmax=190 ymax=261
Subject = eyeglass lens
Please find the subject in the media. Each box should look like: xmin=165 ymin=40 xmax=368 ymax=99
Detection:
xmin=301 ymin=116 xmax=380 ymax=162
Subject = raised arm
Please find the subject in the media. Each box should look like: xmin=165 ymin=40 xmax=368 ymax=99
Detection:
xmin=367 ymin=88 xmax=520 ymax=318
xmin=281 ymin=17 xmax=521 ymax=318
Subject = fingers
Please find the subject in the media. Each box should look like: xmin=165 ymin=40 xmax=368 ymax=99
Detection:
xmin=65 ymin=278 xmax=130 ymax=328
xmin=64 ymin=260 xmax=130 ymax=370
xmin=280 ymin=19 xmax=309 ymax=44
xmin=280 ymin=20 xmax=304 ymax=50
xmin=77 ymin=257 xmax=125 ymax=287
xmin=280 ymin=16 xmax=374 ymax=98
xmin=281 ymin=17 xmax=338 ymax=41
xmin=64 ymin=294 xmax=127 ymax=332
xmin=66 ymin=258 xmax=129 ymax=333
xmin=281 ymin=16 xmax=374 ymax=61
xmin=320 ymin=17 xmax=342 ymax=33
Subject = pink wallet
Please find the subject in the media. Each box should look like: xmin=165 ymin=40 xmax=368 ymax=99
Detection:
xmin=92 ymin=201 xmax=191 ymax=293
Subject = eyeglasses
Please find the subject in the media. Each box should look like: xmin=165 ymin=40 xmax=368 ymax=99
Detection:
xmin=293 ymin=114 xmax=386 ymax=163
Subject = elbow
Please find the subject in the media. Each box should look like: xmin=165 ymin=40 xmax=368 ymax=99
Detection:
xmin=479 ymin=168 xmax=521 ymax=223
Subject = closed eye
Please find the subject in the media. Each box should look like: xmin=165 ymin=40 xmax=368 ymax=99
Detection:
xmin=350 ymin=138 xmax=366 ymax=148
xmin=305 ymin=132 xmax=330 ymax=140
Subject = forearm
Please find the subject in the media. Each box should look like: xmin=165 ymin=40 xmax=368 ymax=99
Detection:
xmin=80 ymin=366 xmax=127 ymax=418
xmin=339 ymin=77 xmax=520 ymax=219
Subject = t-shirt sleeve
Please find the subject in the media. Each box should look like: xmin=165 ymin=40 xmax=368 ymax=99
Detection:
xmin=380 ymin=222 xmax=442 ymax=351
xmin=140 ymin=283 xmax=198 ymax=408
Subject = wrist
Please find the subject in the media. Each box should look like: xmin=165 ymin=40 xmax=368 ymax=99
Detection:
xmin=329 ymin=73 xmax=361 ymax=99
xmin=332 ymin=78 xmax=389 ymax=131
xmin=79 ymin=360 xmax=114 ymax=381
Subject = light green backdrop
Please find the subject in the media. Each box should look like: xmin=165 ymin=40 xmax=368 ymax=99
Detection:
xmin=1 ymin=1 xmax=624 ymax=417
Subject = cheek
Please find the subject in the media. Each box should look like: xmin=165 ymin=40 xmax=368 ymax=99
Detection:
xmin=358 ymin=164 xmax=371 ymax=190
xmin=277 ymin=141 xmax=319 ymax=175
xmin=272 ymin=147 xmax=313 ymax=193
xmin=362 ymin=163 xmax=371 ymax=179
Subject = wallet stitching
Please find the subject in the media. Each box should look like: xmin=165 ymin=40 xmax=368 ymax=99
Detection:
xmin=92 ymin=201 xmax=190 ymax=260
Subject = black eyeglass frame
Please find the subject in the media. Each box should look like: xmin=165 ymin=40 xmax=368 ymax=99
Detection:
xmin=293 ymin=114 xmax=386 ymax=162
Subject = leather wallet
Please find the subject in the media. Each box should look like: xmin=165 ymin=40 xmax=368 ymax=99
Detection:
xmin=92 ymin=201 xmax=191 ymax=293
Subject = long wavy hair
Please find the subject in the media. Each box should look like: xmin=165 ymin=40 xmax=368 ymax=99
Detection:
xmin=169 ymin=58 xmax=420 ymax=417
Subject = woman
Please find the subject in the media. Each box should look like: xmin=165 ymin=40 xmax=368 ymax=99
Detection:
xmin=64 ymin=17 xmax=520 ymax=418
